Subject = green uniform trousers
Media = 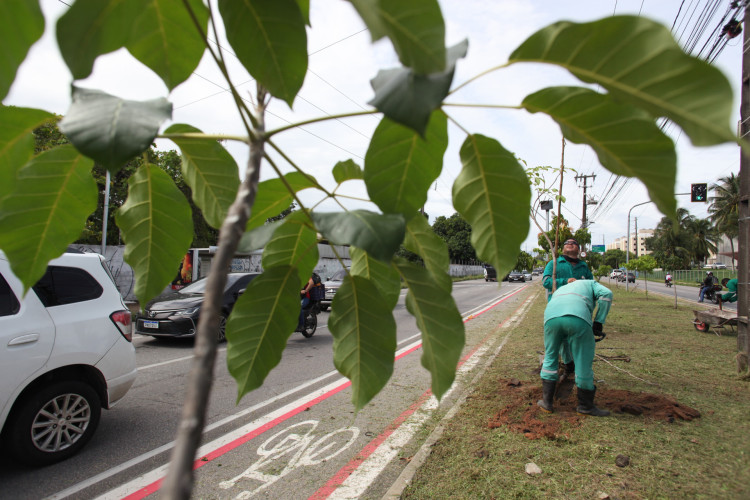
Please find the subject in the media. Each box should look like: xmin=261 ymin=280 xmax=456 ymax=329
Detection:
xmin=540 ymin=315 xmax=595 ymax=390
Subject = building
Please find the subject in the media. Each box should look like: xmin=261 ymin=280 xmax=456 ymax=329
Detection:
xmin=606 ymin=229 xmax=654 ymax=256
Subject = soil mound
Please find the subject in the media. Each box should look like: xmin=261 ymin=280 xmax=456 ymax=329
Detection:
xmin=488 ymin=379 xmax=700 ymax=440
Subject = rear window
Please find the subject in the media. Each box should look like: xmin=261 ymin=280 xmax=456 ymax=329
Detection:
xmin=0 ymin=273 xmax=20 ymax=316
xmin=32 ymin=266 xmax=103 ymax=307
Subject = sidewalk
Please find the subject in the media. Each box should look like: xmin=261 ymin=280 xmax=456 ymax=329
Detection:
xmin=387 ymin=285 xmax=750 ymax=499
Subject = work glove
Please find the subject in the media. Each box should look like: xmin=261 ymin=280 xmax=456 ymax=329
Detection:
xmin=593 ymin=322 xmax=606 ymax=342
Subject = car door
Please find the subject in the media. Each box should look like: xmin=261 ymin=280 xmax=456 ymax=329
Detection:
xmin=0 ymin=261 xmax=56 ymax=425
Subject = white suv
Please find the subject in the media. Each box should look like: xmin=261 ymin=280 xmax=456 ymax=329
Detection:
xmin=0 ymin=251 xmax=137 ymax=465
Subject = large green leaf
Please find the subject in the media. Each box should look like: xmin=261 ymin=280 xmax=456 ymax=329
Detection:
xmin=522 ymin=86 xmax=676 ymax=217
xmin=349 ymin=247 xmax=401 ymax=310
xmin=127 ymin=0 xmax=209 ymax=91
xmin=56 ymin=0 xmax=138 ymax=80
xmin=403 ymin=214 xmax=450 ymax=291
xmin=332 ymin=159 xmax=363 ymax=184
xmin=116 ymin=163 xmax=193 ymax=306
xmin=394 ymin=258 xmax=463 ymax=400
xmin=349 ymin=0 xmax=445 ymax=74
xmin=226 ymin=265 xmax=300 ymax=401
xmin=509 ymin=16 xmax=735 ymax=146
xmin=262 ymin=212 xmax=318 ymax=287
xmin=453 ymin=135 xmax=530 ymax=278
xmin=0 ymin=0 xmax=44 ymax=100
xmin=364 ymin=111 xmax=447 ymax=220
xmin=0 ymin=106 xmax=54 ymax=202
xmin=0 ymin=145 xmax=96 ymax=291
xmin=59 ymin=87 xmax=172 ymax=173
xmin=164 ymin=124 xmax=240 ymax=229
xmin=311 ymin=210 xmax=405 ymax=263
xmin=246 ymin=172 xmax=317 ymax=230
xmin=218 ymin=0 xmax=307 ymax=106
xmin=328 ymin=274 xmax=397 ymax=411
xmin=369 ymin=40 xmax=466 ymax=135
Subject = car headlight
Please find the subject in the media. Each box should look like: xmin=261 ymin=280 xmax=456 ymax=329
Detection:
xmin=175 ymin=306 xmax=200 ymax=316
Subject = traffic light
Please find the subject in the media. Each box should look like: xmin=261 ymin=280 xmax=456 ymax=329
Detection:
xmin=691 ymin=183 xmax=707 ymax=202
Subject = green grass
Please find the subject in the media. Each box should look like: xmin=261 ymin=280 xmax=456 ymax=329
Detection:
xmin=403 ymin=288 xmax=750 ymax=499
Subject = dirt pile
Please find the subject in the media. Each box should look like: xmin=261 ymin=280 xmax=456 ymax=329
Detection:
xmin=488 ymin=378 xmax=701 ymax=440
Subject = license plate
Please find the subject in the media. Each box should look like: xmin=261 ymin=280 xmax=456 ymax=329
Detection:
xmin=143 ymin=320 xmax=158 ymax=329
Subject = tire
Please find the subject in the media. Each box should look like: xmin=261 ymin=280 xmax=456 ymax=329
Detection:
xmin=7 ymin=380 xmax=101 ymax=466
xmin=301 ymin=307 xmax=317 ymax=338
xmin=217 ymin=313 xmax=228 ymax=342
xmin=711 ymin=294 xmax=720 ymax=305
xmin=694 ymin=321 xmax=710 ymax=333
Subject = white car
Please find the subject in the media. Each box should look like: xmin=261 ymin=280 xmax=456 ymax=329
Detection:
xmin=0 ymin=251 xmax=137 ymax=465
xmin=610 ymin=269 xmax=624 ymax=279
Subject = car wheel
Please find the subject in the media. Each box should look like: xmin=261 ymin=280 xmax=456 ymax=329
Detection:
xmin=7 ymin=380 xmax=101 ymax=466
xmin=217 ymin=313 xmax=228 ymax=342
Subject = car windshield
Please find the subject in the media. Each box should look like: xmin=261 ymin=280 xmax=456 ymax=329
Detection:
xmin=178 ymin=274 xmax=247 ymax=295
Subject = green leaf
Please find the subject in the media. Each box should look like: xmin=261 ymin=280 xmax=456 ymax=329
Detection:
xmin=218 ymin=0 xmax=307 ymax=106
xmin=394 ymin=258 xmax=463 ymax=400
xmin=295 ymin=0 xmax=310 ymax=25
xmin=0 ymin=106 xmax=55 ymax=202
xmin=509 ymin=15 xmax=735 ymax=146
xmin=116 ymin=163 xmax=193 ymax=305
xmin=246 ymin=172 xmax=317 ymax=230
xmin=522 ymin=86 xmax=676 ymax=217
xmin=349 ymin=0 xmax=445 ymax=74
xmin=237 ymin=221 xmax=282 ymax=253
xmin=226 ymin=265 xmax=299 ymax=401
xmin=403 ymin=214 xmax=451 ymax=291
xmin=311 ymin=210 xmax=405 ymax=263
xmin=127 ymin=0 xmax=209 ymax=91
xmin=56 ymin=0 xmax=138 ymax=80
xmin=369 ymin=40 xmax=466 ymax=135
xmin=350 ymin=247 xmax=401 ymax=310
xmin=262 ymin=212 xmax=319 ymax=287
xmin=453 ymin=135 xmax=530 ymax=278
xmin=332 ymin=159 xmax=363 ymax=184
xmin=59 ymin=87 xmax=172 ymax=173
xmin=164 ymin=123 xmax=240 ymax=228
xmin=364 ymin=111 xmax=447 ymax=220
xmin=328 ymin=274 xmax=397 ymax=411
xmin=0 ymin=0 xmax=44 ymax=100
xmin=0 ymin=145 xmax=96 ymax=291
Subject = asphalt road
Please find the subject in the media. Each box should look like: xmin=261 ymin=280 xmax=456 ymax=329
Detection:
xmin=603 ymin=277 xmax=738 ymax=312
xmin=0 ymin=279 xmax=538 ymax=499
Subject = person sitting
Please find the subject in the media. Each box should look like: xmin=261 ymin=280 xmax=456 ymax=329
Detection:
xmin=698 ymin=271 xmax=716 ymax=302
xmin=665 ymin=273 xmax=672 ymax=285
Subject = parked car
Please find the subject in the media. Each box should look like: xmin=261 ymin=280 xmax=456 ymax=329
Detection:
xmin=712 ymin=262 xmax=727 ymax=269
xmin=507 ymin=270 xmax=525 ymax=282
xmin=135 ymin=273 xmax=260 ymax=341
xmin=617 ymin=272 xmax=636 ymax=283
xmin=0 ymin=251 xmax=137 ymax=466
xmin=484 ymin=265 xmax=497 ymax=282
xmin=320 ymin=268 xmax=350 ymax=311
xmin=522 ymin=270 xmax=532 ymax=281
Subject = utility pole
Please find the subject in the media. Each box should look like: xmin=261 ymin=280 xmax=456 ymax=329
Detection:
xmin=737 ymin=2 xmax=749 ymax=359
xmin=575 ymin=173 xmax=596 ymax=249
xmin=634 ymin=217 xmax=639 ymax=258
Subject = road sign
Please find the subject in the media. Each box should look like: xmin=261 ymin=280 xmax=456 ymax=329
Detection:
xmin=592 ymin=245 xmax=605 ymax=253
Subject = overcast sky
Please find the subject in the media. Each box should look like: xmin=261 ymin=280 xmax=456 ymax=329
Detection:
xmin=5 ymin=0 xmax=743 ymax=253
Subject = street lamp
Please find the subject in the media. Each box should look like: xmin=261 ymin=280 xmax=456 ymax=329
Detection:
xmin=627 ymin=201 xmax=653 ymax=291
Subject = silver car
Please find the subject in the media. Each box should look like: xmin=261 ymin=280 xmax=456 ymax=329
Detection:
xmin=320 ymin=268 xmax=349 ymax=311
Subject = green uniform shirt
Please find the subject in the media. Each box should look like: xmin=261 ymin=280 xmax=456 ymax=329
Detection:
xmin=721 ymin=278 xmax=738 ymax=303
xmin=542 ymin=256 xmax=594 ymax=301
xmin=544 ymin=279 xmax=613 ymax=326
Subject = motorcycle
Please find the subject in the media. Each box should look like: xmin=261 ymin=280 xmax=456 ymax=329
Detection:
xmin=299 ymin=299 xmax=321 ymax=338
xmin=665 ymin=277 xmax=673 ymax=287
xmin=697 ymin=282 xmax=722 ymax=304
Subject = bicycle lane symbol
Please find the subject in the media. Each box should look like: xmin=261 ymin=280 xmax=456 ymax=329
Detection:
xmin=218 ymin=420 xmax=360 ymax=498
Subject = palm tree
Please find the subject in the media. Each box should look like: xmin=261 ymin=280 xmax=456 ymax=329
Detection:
xmin=685 ymin=217 xmax=719 ymax=266
xmin=708 ymin=173 xmax=740 ymax=270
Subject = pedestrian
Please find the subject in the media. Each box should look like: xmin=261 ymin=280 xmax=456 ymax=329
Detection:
xmin=541 ymin=238 xmax=594 ymax=396
xmin=698 ymin=271 xmax=716 ymax=302
xmin=538 ymin=279 xmax=612 ymax=417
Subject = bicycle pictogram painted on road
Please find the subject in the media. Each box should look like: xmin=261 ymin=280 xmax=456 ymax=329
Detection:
xmin=219 ymin=420 xmax=360 ymax=498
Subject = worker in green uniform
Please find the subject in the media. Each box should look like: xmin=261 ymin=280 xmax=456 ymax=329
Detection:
xmin=720 ymin=278 xmax=738 ymax=304
xmin=541 ymin=239 xmax=594 ymax=396
xmin=538 ymin=279 xmax=613 ymax=417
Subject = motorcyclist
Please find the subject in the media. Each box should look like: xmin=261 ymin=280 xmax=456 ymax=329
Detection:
xmin=296 ymin=275 xmax=315 ymax=332
xmin=665 ymin=273 xmax=672 ymax=286
xmin=698 ymin=271 xmax=717 ymax=303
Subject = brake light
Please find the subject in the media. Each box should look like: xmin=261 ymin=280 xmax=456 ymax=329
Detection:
xmin=110 ymin=310 xmax=133 ymax=342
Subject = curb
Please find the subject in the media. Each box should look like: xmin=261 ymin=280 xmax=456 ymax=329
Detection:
xmin=382 ymin=291 xmax=540 ymax=499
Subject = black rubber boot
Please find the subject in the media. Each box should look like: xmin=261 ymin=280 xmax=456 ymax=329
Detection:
xmin=555 ymin=361 xmax=575 ymax=400
xmin=576 ymin=386 xmax=610 ymax=417
xmin=537 ymin=379 xmax=556 ymax=413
